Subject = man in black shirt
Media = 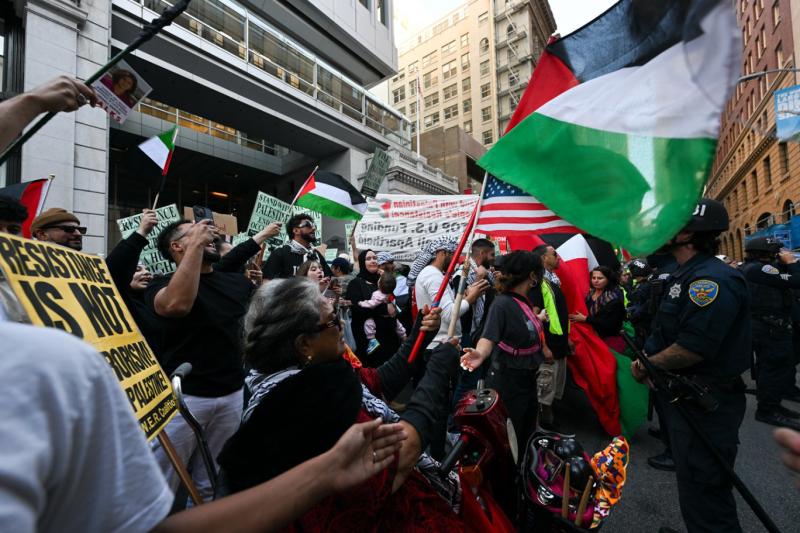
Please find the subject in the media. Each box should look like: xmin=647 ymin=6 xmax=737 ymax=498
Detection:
xmin=262 ymin=214 xmax=332 ymax=280
xmin=146 ymin=219 xmax=255 ymax=501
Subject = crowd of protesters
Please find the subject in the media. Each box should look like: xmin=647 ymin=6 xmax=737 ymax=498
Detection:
xmin=4 ymin=76 xmax=800 ymax=533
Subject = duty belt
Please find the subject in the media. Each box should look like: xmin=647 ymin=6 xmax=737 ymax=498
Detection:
xmin=754 ymin=315 xmax=792 ymax=329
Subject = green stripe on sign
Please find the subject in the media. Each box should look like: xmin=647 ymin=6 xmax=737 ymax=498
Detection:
xmin=296 ymin=193 xmax=363 ymax=220
xmin=479 ymin=112 xmax=716 ymax=255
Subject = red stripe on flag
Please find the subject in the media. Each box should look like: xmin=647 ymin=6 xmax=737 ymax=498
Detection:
xmin=19 ymin=180 xmax=48 ymax=238
xmin=504 ymin=50 xmax=579 ymax=134
xmin=477 ymin=215 xmax=567 ymax=225
xmin=480 ymin=202 xmax=552 ymax=212
xmin=162 ymin=150 xmax=174 ymax=176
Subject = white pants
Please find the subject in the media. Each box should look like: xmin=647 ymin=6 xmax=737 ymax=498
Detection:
xmin=152 ymin=388 xmax=243 ymax=501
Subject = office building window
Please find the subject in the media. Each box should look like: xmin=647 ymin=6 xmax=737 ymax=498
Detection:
xmin=480 ymin=60 xmax=491 ymax=77
xmin=444 ymin=104 xmax=458 ymax=120
xmin=424 ymin=92 xmax=439 ymax=108
xmin=478 ymin=12 xmax=488 ymax=25
xmin=480 ymin=37 xmax=489 ymax=55
xmin=397 ymin=106 xmax=405 ymax=116
xmin=482 ymin=130 xmax=493 ymax=145
xmin=508 ymin=70 xmax=519 ymax=87
xmin=777 ymin=42 xmax=784 ymax=67
xmin=774 ymin=2 xmax=781 ymax=27
xmin=442 ymin=59 xmax=457 ymax=80
xmin=442 ymin=40 xmax=457 ymax=56
xmin=392 ymin=86 xmax=405 ymax=104
xmin=461 ymin=33 xmax=469 ymax=48
xmin=463 ymin=98 xmax=472 ymax=112
xmin=780 ymin=142 xmax=789 ymax=173
xmin=464 ymin=120 xmax=472 ymax=133
xmin=408 ymin=80 xmax=417 ymax=96
xmin=424 ymin=112 xmax=440 ymax=128
xmin=377 ymin=0 xmax=387 ymax=26
xmin=408 ymin=61 xmax=418 ymax=73
xmin=507 ymin=48 xmax=516 ymax=64
xmin=461 ymin=52 xmax=470 ymax=70
xmin=443 ymin=83 xmax=458 ymax=100
xmin=481 ymin=106 xmax=492 ymax=122
xmin=480 ymin=82 xmax=491 ymax=98
xmin=764 ymin=156 xmax=772 ymax=186
xmin=358 ymin=0 xmax=369 ymax=8
xmin=751 ymin=170 xmax=759 ymax=196
xmin=409 ymin=101 xmax=417 ymax=115
xmin=462 ymin=77 xmax=471 ymax=92
xmin=423 ymin=70 xmax=438 ymax=88
xmin=422 ymin=51 xmax=437 ymax=67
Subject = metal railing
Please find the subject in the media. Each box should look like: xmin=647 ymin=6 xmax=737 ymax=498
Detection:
xmin=131 ymin=0 xmax=411 ymax=148
xmin=137 ymin=99 xmax=287 ymax=156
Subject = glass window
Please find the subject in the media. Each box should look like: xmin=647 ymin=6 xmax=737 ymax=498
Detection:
xmin=464 ymin=120 xmax=472 ymax=133
xmin=460 ymin=33 xmax=469 ymax=47
xmin=780 ymin=142 xmax=789 ymax=172
xmin=480 ymin=60 xmax=490 ymax=77
xmin=424 ymin=112 xmax=440 ymax=128
xmin=316 ymin=64 xmax=364 ymax=121
xmin=442 ymin=59 xmax=457 ymax=80
xmin=249 ymin=21 xmax=314 ymax=94
xmin=358 ymin=0 xmax=369 ymax=8
xmin=422 ymin=51 xmax=437 ymax=67
xmin=763 ymin=156 xmax=772 ymax=186
xmin=506 ymin=24 xmax=516 ymax=39
xmin=480 ymin=82 xmax=491 ymax=98
xmin=397 ymin=106 xmax=405 ymax=116
xmin=461 ymin=52 xmax=470 ymax=70
xmin=409 ymin=101 xmax=417 ymax=115
xmin=463 ymin=98 xmax=472 ymax=112
xmin=442 ymin=40 xmax=457 ymax=56
xmin=481 ymin=106 xmax=492 ymax=122
xmin=444 ymin=104 xmax=458 ymax=120
xmin=424 ymin=92 xmax=439 ymax=108
xmin=482 ymin=129 xmax=493 ymax=145
xmin=392 ymin=86 xmax=405 ymax=104
xmin=443 ymin=83 xmax=458 ymax=100
xmin=423 ymin=70 xmax=438 ymax=88
xmin=508 ymin=70 xmax=518 ymax=87
xmin=408 ymin=61 xmax=418 ymax=73
xmin=478 ymin=12 xmax=488 ymax=25
xmin=408 ymin=80 xmax=417 ymax=96
xmin=462 ymin=77 xmax=471 ymax=92
xmin=377 ymin=0 xmax=387 ymax=26
xmin=774 ymin=3 xmax=781 ymax=27
xmin=480 ymin=37 xmax=489 ymax=54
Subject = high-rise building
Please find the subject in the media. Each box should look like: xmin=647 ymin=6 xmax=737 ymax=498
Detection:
xmin=0 ymin=0 xmax=457 ymax=254
xmin=707 ymin=0 xmax=797 ymax=260
xmin=388 ymin=0 xmax=554 ymax=159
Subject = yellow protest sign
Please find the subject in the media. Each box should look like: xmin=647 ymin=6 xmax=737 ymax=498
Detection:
xmin=0 ymin=234 xmax=176 ymax=440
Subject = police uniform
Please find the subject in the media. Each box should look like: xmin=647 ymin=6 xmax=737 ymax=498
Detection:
xmin=741 ymin=239 xmax=800 ymax=426
xmin=644 ymin=199 xmax=750 ymax=533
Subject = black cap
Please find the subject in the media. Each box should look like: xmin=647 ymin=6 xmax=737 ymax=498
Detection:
xmin=683 ymin=198 xmax=729 ymax=233
xmin=745 ymin=236 xmax=781 ymax=254
xmin=628 ymin=258 xmax=651 ymax=277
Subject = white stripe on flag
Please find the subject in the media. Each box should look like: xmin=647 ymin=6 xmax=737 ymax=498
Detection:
xmin=139 ymin=136 xmax=170 ymax=169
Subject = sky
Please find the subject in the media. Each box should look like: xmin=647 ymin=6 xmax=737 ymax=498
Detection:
xmin=373 ymin=0 xmax=616 ymax=103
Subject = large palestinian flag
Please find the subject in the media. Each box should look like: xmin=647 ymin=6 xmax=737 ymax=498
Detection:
xmin=479 ymin=0 xmax=740 ymax=255
xmin=294 ymin=170 xmax=367 ymax=220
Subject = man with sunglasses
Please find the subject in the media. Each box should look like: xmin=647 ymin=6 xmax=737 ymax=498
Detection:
xmin=262 ymin=213 xmax=332 ymax=280
xmin=30 ymin=208 xmax=86 ymax=251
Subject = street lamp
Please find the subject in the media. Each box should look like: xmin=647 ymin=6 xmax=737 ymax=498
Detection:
xmin=737 ymin=68 xmax=800 ymax=83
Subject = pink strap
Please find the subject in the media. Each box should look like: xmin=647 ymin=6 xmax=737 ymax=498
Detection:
xmin=497 ymin=296 xmax=544 ymax=357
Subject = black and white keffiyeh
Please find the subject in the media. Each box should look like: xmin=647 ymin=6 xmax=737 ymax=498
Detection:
xmin=407 ymin=236 xmax=458 ymax=286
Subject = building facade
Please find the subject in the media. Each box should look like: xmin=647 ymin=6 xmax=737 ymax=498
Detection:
xmin=388 ymin=0 xmax=554 ymax=158
xmin=707 ymin=0 xmax=798 ymax=260
xmin=1 ymin=0 xmax=456 ymax=254
xmin=417 ymin=125 xmax=486 ymax=192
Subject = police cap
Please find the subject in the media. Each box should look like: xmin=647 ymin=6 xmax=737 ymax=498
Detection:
xmin=683 ymin=198 xmax=729 ymax=233
xmin=744 ymin=236 xmax=781 ymax=253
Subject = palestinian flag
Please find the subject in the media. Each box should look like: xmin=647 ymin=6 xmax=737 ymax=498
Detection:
xmin=0 ymin=178 xmax=52 ymax=237
xmin=138 ymin=126 xmax=178 ymax=176
xmin=294 ymin=170 xmax=367 ymax=220
xmin=479 ymin=0 xmax=740 ymax=256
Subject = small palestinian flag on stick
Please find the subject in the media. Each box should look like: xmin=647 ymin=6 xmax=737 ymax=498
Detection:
xmin=0 ymin=177 xmax=53 ymax=237
xmin=293 ymin=169 xmax=367 ymax=220
xmin=139 ymin=126 xmax=178 ymax=176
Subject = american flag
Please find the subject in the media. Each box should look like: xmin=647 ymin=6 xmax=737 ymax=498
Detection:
xmin=474 ymin=174 xmax=581 ymax=236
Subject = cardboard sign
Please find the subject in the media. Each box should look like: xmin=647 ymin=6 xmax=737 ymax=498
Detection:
xmin=181 ymin=208 xmax=238 ymax=236
xmin=116 ymin=204 xmax=181 ymax=275
xmin=0 ymin=235 xmax=177 ymax=440
xmin=355 ymin=194 xmax=479 ymax=262
xmin=92 ymin=60 xmax=152 ymax=124
xmin=247 ymin=191 xmax=323 ymax=259
xmin=361 ymin=148 xmax=391 ymax=198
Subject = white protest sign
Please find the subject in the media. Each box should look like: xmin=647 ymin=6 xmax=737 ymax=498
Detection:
xmin=247 ymin=192 xmax=323 ymax=260
xmin=355 ymin=195 xmax=479 ymax=263
xmin=92 ymin=60 xmax=152 ymax=124
xmin=116 ymin=204 xmax=181 ymax=274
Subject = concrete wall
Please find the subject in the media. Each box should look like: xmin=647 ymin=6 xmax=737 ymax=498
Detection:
xmin=21 ymin=0 xmax=111 ymax=254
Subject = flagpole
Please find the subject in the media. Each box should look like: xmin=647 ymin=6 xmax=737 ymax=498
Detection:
xmin=408 ymin=196 xmax=481 ymax=364
xmin=415 ymin=73 xmax=422 ymax=157
xmin=446 ymin=172 xmax=489 ymax=338
xmin=152 ymin=175 xmax=165 ymax=210
xmin=0 ymin=0 xmax=193 ymax=166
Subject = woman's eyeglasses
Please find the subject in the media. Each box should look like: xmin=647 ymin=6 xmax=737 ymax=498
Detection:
xmin=315 ymin=319 xmax=342 ymax=332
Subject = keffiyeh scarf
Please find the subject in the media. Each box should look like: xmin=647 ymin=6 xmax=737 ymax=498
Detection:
xmin=408 ymin=236 xmax=458 ymax=286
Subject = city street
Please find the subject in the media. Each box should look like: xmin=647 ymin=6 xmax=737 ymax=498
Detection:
xmin=557 ymin=374 xmax=800 ymax=532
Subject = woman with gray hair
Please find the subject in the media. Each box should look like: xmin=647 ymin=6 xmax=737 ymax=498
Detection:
xmin=217 ymin=277 xmax=469 ymax=531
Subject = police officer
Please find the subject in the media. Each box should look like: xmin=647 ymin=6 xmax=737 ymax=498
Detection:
xmin=631 ymin=199 xmax=750 ymax=533
xmin=741 ymin=236 xmax=800 ymax=431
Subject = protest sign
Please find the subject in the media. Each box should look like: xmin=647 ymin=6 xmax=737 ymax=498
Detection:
xmin=247 ymin=191 xmax=323 ymax=259
xmin=181 ymin=207 xmax=238 ymax=236
xmin=361 ymin=148 xmax=391 ymax=198
xmin=0 ymin=234 xmax=177 ymax=440
xmin=116 ymin=204 xmax=180 ymax=275
xmin=324 ymin=248 xmax=339 ymax=262
xmin=355 ymin=194 xmax=479 ymax=263
xmin=92 ymin=60 xmax=152 ymax=124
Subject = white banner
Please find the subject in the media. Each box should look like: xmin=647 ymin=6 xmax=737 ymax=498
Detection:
xmin=355 ymin=195 xmax=479 ymax=263
xmin=116 ymin=204 xmax=181 ymax=274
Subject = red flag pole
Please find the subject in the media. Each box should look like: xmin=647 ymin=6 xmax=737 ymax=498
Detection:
xmin=408 ymin=196 xmax=481 ymax=363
